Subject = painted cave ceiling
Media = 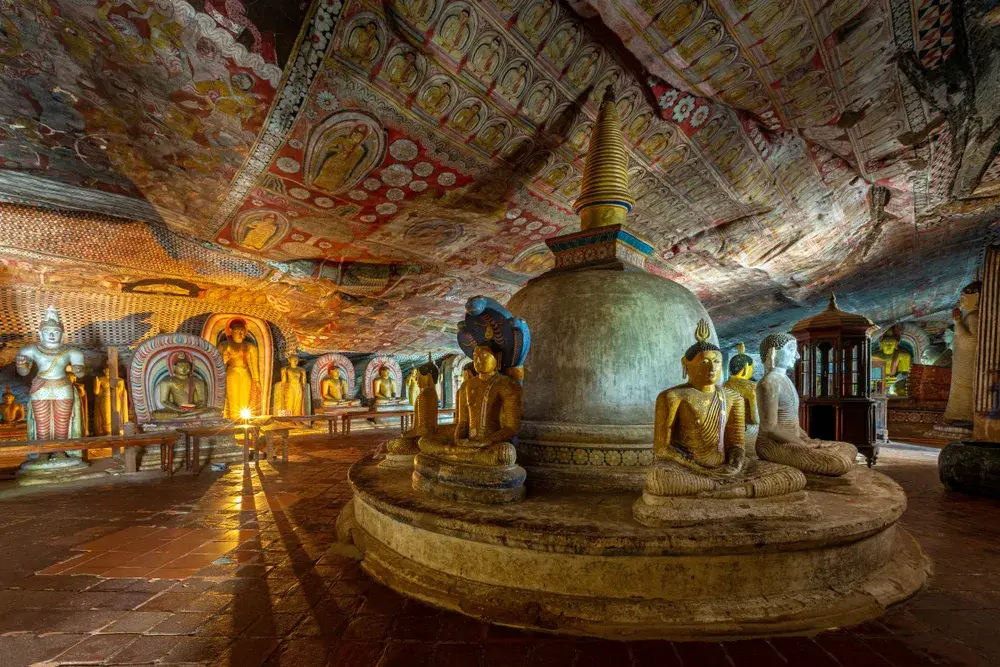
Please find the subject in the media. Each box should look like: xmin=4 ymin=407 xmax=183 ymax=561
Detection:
xmin=1 ymin=0 xmax=999 ymax=358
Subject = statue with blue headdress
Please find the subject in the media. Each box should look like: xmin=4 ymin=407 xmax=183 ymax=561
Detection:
xmin=414 ymin=296 xmax=530 ymax=503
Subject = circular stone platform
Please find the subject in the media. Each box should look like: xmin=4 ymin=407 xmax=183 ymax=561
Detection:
xmin=340 ymin=459 xmax=929 ymax=640
xmin=939 ymin=440 xmax=1000 ymax=497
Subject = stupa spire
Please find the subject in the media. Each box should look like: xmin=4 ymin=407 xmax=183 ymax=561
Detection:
xmin=574 ymin=87 xmax=635 ymax=231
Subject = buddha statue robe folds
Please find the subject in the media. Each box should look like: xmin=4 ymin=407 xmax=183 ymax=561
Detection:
xmin=756 ymin=333 xmax=858 ymax=477
xmin=217 ymin=319 xmax=260 ymax=419
xmin=273 ymin=355 xmax=309 ymax=416
xmin=93 ymin=364 xmax=129 ymax=436
xmin=414 ymin=344 xmax=527 ymax=503
xmin=634 ymin=322 xmax=805 ymax=527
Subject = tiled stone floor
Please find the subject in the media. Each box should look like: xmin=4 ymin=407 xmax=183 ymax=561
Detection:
xmin=0 ymin=435 xmax=996 ymax=666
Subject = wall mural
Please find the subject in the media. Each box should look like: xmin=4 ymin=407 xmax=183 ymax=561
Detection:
xmin=0 ymin=0 xmax=998 ymax=358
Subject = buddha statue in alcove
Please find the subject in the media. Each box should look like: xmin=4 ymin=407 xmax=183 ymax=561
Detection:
xmin=756 ymin=333 xmax=858 ymax=476
xmin=217 ymin=318 xmax=260 ymax=419
xmin=321 ymin=366 xmax=352 ymax=406
xmin=724 ymin=342 xmax=759 ymax=454
xmin=1 ymin=388 xmax=25 ymax=424
xmin=94 ymin=364 xmax=129 ymax=436
xmin=372 ymin=366 xmax=397 ymax=401
xmin=872 ymin=331 xmax=912 ymax=396
xmin=151 ymin=353 xmax=220 ymax=421
xmin=641 ymin=321 xmax=805 ymax=500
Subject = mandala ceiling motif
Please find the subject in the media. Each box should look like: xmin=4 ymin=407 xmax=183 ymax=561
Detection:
xmin=0 ymin=0 xmax=998 ymax=356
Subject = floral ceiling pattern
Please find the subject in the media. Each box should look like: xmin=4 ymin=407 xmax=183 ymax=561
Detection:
xmin=0 ymin=0 xmax=998 ymax=356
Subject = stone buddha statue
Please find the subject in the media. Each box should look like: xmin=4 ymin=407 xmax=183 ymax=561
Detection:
xmin=217 ymin=318 xmax=260 ymax=419
xmin=943 ymin=279 xmax=980 ymax=424
xmin=385 ymin=356 xmax=442 ymax=464
xmin=405 ymin=368 xmax=419 ymax=408
xmin=93 ymin=364 xmax=129 ymax=436
xmin=872 ymin=331 xmax=912 ymax=396
xmin=372 ymin=366 xmax=397 ymax=401
xmin=151 ymin=353 xmax=220 ymax=421
xmin=418 ymin=345 xmax=522 ymax=467
xmin=1 ymin=388 xmax=25 ymax=424
xmin=724 ymin=342 xmax=759 ymax=455
xmin=321 ymin=366 xmax=352 ymax=406
xmin=275 ymin=354 xmax=308 ymax=416
xmin=15 ymin=306 xmax=86 ymax=442
xmin=640 ymin=321 xmax=805 ymax=503
xmin=756 ymin=332 xmax=858 ymax=476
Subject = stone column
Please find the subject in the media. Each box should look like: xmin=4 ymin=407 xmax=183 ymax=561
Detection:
xmin=974 ymin=245 xmax=1000 ymax=440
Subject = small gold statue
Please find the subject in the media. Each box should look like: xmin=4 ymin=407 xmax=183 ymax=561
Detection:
xmin=372 ymin=366 xmax=397 ymax=400
xmin=217 ymin=319 xmax=261 ymax=419
xmin=642 ymin=321 xmax=806 ymax=500
xmin=273 ymin=354 xmax=308 ymax=416
xmin=1 ymin=387 xmax=26 ymax=424
xmin=405 ymin=368 xmax=420 ymax=408
xmin=872 ymin=331 xmax=912 ymax=396
xmin=66 ymin=365 xmax=90 ymax=437
xmin=93 ymin=364 xmax=129 ymax=436
xmin=724 ymin=342 xmax=759 ymax=455
xmin=385 ymin=355 xmax=442 ymax=462
xmin=418 ymin=345 xmax=521 ymax=467
xmin=321 ymin=365 xmax=351 ymax=405
xmin=756 ymin=333 xmax=858 ymax=476
xmin=152 ymin=353 xmax=220 ymax=421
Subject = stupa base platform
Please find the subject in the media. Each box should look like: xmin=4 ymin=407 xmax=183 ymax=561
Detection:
xmin=340 ymin=458 xmax=929 ymax=640
xmin=938 ymin=440 xmax=1000 ymax=497
xmin=632 ymin=490 xmax=818 ymax=527
xmin=412 ymin=453 xmax=526 ymax=504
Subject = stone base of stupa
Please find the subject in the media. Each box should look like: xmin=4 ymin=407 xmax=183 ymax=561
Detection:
xmin=938 ymin=440 xmax=1000 ymax=497
xmin=411 ymin=453 xmax=526 ymax=504
xmin=16 ymin=453 xmax=104 ymax=486
xmin=338 ymin=458 xmax=929 ymax=640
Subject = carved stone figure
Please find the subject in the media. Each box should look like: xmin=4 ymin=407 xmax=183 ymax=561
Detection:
xmin=66 ymin=366 xmax=89 ymax=437
xmin=1 ymin=388 xmax=26 ymax=424
xmin=872 ymin=331 xmax=913 ymax=396
xmin=151 ymin=353 xmax=220 ymax=421
xmin=372 ymin=366 xmax=397 ymax=400
xmin=405 ymin=368 xmax=420 ymax=408
xmin=321 ymin=366 xmax=351 ymax=405
xmin=724 ymin=342 xmax=758 ymax=454
xmin=15 ymin=306 xmax=85 ymax=441
xmin=756 ymin=333 xmax=858 ymax=476
xmin=217 ymin=318 xmax=260 ymax=419
xmin=94 ymin=364 xmax=129 ymax=436
xmin=943 ymin=279 xmax=980 ymax=424
xmin=384 ymin=356 xmax=442 ymax=464
xmin=273 ymin=354 xmax=308 ymax=416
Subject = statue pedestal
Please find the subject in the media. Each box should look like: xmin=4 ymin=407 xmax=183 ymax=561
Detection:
xmin=316 ymin=400 xmax=362 ymax=415
xmin=411 ymin=453 xmax=526 ymax=504
xmin=926 ymin=421 xmax=973 ymax=442
xmin=938 ymin=440 xmax=1000 ymax=497
xmin=340 ymin=460 xmax=928 ymax=639
xmin=137 ymin=420 xmax=243 ymax=472
xmin=369 ymin=399 xmax=409 ymax=424
xmin=17 ymin=453 xmax=99 ymax=487
xmin=633 ymin=490 xmax=816 ymax=528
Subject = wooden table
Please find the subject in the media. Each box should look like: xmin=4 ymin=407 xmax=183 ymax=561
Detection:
xmin=341 ymin=409 xmax=414 ymax=435
xmin=0 ymin=432 xmax=180 ymax=473
xmin=263 ymin=413 xmax=347 ymax=435
xmin=174 ymin=425 xmax=260 ymax=472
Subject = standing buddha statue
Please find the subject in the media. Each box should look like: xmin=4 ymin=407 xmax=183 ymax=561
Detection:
xmin=217 ymin=318 xmax=260 ymax=419
xmin=274 ymin=354 xmax=308 ymax=416
xmin=405 ymin=368 xmax=419 ymax=408
xmin=93 ymin=363 xmax=129 ymax=436
xmin=15 ymin=306 xmax=86 ymax=442
xmin=66 ymin=366 xmax=89 ymax=437
xmin=943 ymin=279 xmax=980 ymax=424
xmin=756 ymin=333 xmax=858 ymax=476
xmin=637 ymin=321 xmax=805 ymax=509
xmin=724 ymin=342 xmax=759 ymax=455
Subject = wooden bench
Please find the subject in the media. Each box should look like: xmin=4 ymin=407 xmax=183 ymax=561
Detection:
xmin=340 ymin=409 xmax=414 ymax=435
xmin=0 ymin=432 xmax=180 ymax=474
xmin=174 ymin=425 xmax=262 ymax=472
xmin=264 ymin=413 xmax=348 ymax=435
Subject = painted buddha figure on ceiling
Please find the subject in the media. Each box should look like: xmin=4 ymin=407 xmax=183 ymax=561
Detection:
xmin=1 ymin=388 xmax=25 ymax=424
xmin=724 ymin=342 xmax=759 ymax=455
xmin=151 ymin=353 xmax=220 ymax=421
xmin=943 ymin=278 xmax=981 ymax=424
xmin=640 ymin=321 xmax=805 ymax=502
xmin=872 ymin=331 xmax=912 ymax=396
xmin=756 ymin=333 xmax=858 ymax=476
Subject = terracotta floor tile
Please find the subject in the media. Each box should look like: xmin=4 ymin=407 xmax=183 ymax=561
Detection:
xmin=148 ymin=567 xmax=203 ymax=580
xmin=127 ymin=551 xmax=180 ymax=568
xmin=51 ymin=632 xmax=137 ymax=664
xmin=39 ymin=552 xmax=98 ymax=575
xmin=102 ymin=566 xmax=157 ymax=579
xmin=99 ymin=611 xmax=173 ymax=634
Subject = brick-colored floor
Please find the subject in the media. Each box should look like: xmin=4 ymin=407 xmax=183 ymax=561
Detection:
xmin=0 ymin=434 xmax=996 ymax=666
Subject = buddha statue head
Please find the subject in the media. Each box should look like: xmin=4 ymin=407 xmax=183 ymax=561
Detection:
xmin=328 ymin=366 xmax=342 ymax=380
xmin=473 ymin=344 xmax=501 ymax=376
xmin=39 ymin=305 xmax=64 ymax=349
xmin=728 ymin=342 xmax=754 ymax=380
xmin=681 ymin=320 xmax=723 ymax=389
xmin=417 ymin=355 xmax=440 ymax=389
xmin=288 ymin=354 xmax=300 ymax=369
xmin=760 ymin=332 xmax=798 ymax=372
xmin=228 ymin=318 xmax=248 ymax=343
xmin=960 ymin=278 xmax=981 ymax=312
xmin=461 ymin=362 xmax=476 ymax=384
xmin=3 ymin=387 xmax=14 ymax=406
xmin=879 ymin=332 xmax=899 ymax=356
xmin=378 ymin=366 xmax=391 ymax=380
xmin=173 ymin=354 xmax=194 ymax=378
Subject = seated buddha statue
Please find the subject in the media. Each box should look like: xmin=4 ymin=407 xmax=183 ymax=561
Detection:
xmin=756 ymin=333 xmax=858 ymax=476
xmin=385 ymin=356 xmax=442 ymax=464
xmin=871 ymin=331 xmax=912 ymax=396
xmin=1 ymin=387 xmax=25 ymax=424
xmin=151 ymin=353 xmax=220 ymax=421
xmin=372 ymin=366 xmax=397 ymax=402
xmin=320 ymin=366 xmax=352 ymax=406
xmin=640 ymin=321 xmax=806 ymax=502
xmin=724 ymin=342 xmax=759 ymax=455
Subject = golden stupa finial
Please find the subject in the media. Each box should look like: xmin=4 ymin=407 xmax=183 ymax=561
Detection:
xmin=826 ymin=292 xmax=839 ymax=311
xmin=736 ymin=342 xmax=745 ymax=354
xmin=574 ymin=85 xmax=635 ymax=231
xmin=694 ymin=319 xmax=711 ymax=344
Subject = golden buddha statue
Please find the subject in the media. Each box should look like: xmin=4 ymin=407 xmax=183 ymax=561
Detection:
xmin=66 ymin=366 xmax=89 ymax=437
xmin=724 ymin=342 xmax=759 ymax=454
xmin=871 ymin=330 xmax=913 ymax=396
xmin=217 ymin=318 xmax=260 ymax=419
xmin=405 ymin=368 xmax=419 ymax=408
xmin=641 ymin=321 xmax=805 ymax=500
xmin=321 ymin=365 xmax=352 ymax=405
xmin=274 ymin=354 xmax=308 ymax=416
xmin=385 ymin=356 xmax=441 ymax=462
xmin=151 ymin=353 xmax=220 ymax=421
xmin=756 ymin=333 xmax=858 ymax=476
xmin=372 ymin=366 xmax=397 ymax=401
xmin=417 ymin=345 xmax=522 ymax=467
xmin=93 ymin=364 xmax=128 ymax=436
xmin=943 ymin=279 xmax=980 ymax=424
xmin=1 ymin=387 xmax=25 ymax=424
